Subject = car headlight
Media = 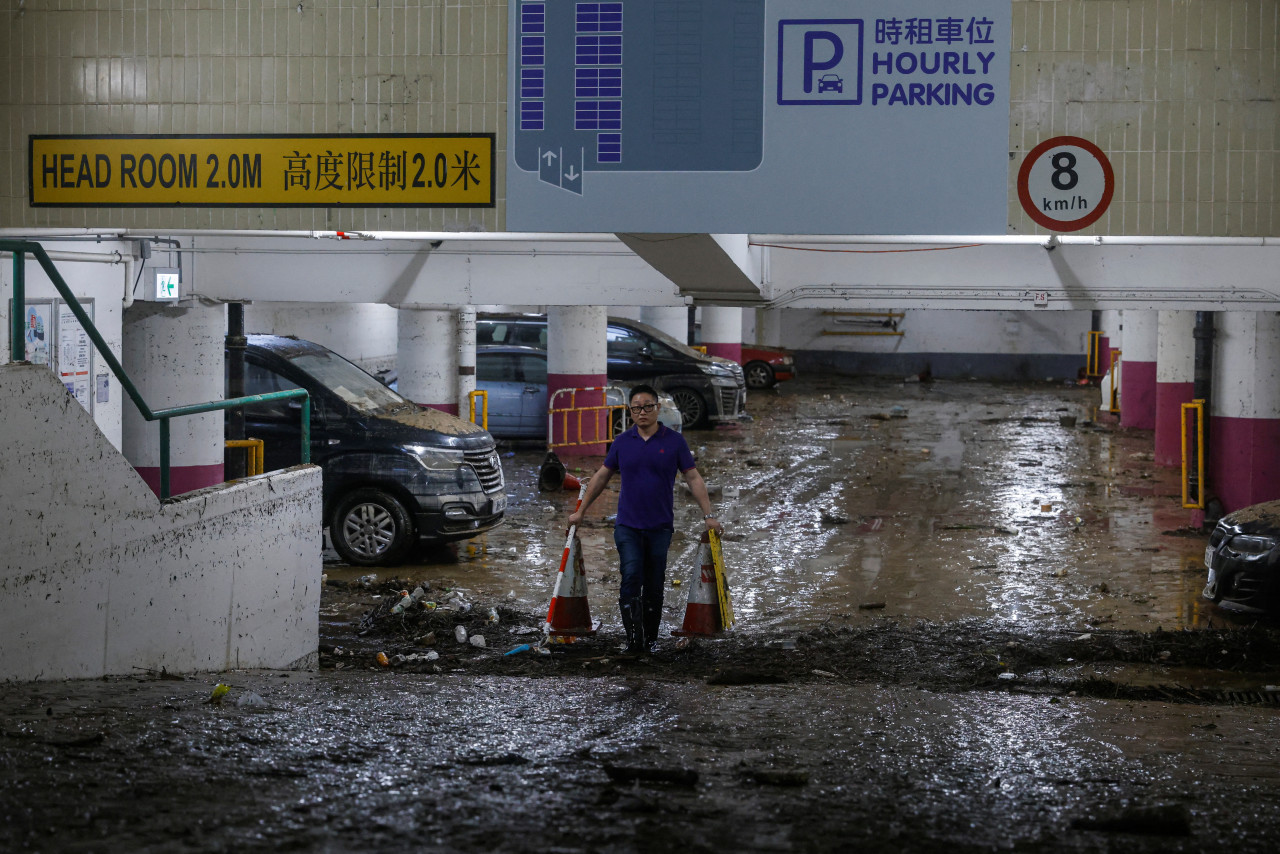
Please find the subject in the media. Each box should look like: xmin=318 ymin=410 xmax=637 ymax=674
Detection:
xmin=403 ymin=445 xmax=465 ymax=471
xmin=700 ymin=362 xmax=735 ymax=378
xmin=1227 ymin=534 xmax=1276 ymax=555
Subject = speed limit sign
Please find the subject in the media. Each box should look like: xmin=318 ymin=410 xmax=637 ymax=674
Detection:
xmin=1017 ymin=136 xmax=1114 ymax=231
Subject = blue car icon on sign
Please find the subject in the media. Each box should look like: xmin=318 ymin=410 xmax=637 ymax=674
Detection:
xmin=817 ymin=74 xmax=843 ymax=94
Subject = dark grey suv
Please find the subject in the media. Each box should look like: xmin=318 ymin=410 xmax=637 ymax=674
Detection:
xmin=477 ymin=313 xmax=746 ymax=429
xmin=228 ymin=335 xmax=505 ymax=566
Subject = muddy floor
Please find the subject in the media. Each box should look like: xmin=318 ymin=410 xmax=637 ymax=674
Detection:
xmin=5 ymin=376 xmax=1280 ymax=852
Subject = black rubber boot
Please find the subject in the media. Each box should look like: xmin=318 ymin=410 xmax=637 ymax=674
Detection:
xmin=642 ymin=601 xmax=662 ymax=653
xmin=619 ymin=598 xmax=646 ymax=656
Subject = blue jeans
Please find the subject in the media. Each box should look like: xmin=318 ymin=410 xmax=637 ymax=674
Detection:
xmin=613 ymin=524 xmax=673 ymax=608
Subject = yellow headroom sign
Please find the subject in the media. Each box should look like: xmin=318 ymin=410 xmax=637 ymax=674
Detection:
xmin=29 ymin=134 xmax=494 ymax=207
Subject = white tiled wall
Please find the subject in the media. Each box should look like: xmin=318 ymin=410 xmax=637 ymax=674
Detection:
xmin=1009 ymin=0 xmax=1279 ymax=235
xmin=1 ymin=0 xmax=507 ymax=231
xmin=2 ymin=1 xmax=1276 ymax=236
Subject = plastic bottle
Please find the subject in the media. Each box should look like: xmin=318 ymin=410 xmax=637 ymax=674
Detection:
xmin=358 ymin=574 xmax=378 ymax=588
xmin=454 ymin=625 xmax=468 ymax=644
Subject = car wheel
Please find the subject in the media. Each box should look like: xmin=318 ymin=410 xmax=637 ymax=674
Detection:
xmin=668 ymin=387 xmax=708 ymax=429
xmin=330 ymin=488 xmax=415 ymax=567
xmin=611 ymin=409 xmax=630 ymax=438
xmin=744 ymin=361 xmax=775 ymax=389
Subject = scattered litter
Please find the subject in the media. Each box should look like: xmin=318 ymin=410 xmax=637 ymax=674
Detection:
xmin=425 ymin=651 xmax=440 ymax=661
xmin=672 ymin=579 xmax=682 ymax=587
xmin=376 ymin=652 xmax=390 ymax=667
xmin=997 ymin=672 xmax=1017 ymax=681
xmin=811 ymin=669 xmax=837 ymax=678
xmin=454 ymin=626 xmax=469 ymax=644
xmin=766 ymin=638 xmax=798 ymax=649
xmin=236 ymin=691 xmax=268 ymax=708
xmin=889 ymin=406 xmax=908 ymax=418
xmin=1040 ymin=503 xmax=1053 ymax=512
xmin=207 ymin=684 xmax=231 ymax=705
xmin=469 ymin=634 xmax=487 ymax=648
xmin=1075 ymin=633 xmax=1093 ymax=641
xmin=821 ymin=509 xmax=851 ymax=525
xmin=415 ymin=632 xmax=437 ymax=646
xmin=723 ymin=485 xmax=740 ymax=499
xmin=487 ymin=607 xmax=500 ymax=623
xmin=1158 ymin=650 xmax=1172 ymax=660
xmin=357 ymin=574 xmax=378 ymax=588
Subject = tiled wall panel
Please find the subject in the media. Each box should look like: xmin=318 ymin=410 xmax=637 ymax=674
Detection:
xmin=1009 ymin=0 xmax=1279 ymax=235
xmin=1 ymin=1 xmax=1276 ymax=235
xmin=1 ymin=0 xmax=506 ymax=231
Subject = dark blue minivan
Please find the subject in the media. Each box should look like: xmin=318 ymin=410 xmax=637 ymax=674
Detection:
xmin=227 ymin=335 xmax=505 ymax=566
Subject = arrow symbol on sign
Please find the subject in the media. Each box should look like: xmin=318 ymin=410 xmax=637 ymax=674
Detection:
xmin=542 ymin=150 xmax=557 ymax=165
xmin=564 ymin=166 xmax=579 ymax=182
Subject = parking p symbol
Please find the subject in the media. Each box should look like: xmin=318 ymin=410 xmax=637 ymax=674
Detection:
xmin=777 ymin=19 xmax=863 ymax=105
xmin=803 ymin=32 xmax=843 ymax=93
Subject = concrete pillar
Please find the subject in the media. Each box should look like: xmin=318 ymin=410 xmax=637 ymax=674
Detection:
xmin=1154 ymin=310 xmax=1196 ymax=466
xmin=548 ymin=306 xmax=607 ymax=456
xmin=1099 ymin=309 xmax=1122 ymax=411
xmin=397 ymin=307 xmax=457 ymax=414
xmin=1208 ymin=311 xmax=1280 ymax=511
xmin=1120 ymin=310 xmax=1157 ymax=430
xmin=640 ymin=306 xmax=689 ymax=344
xmin=457 ymin=306 xmax=477 ymax=424
xmin=702 ymin=306 xmax=743 ymax=364
xmin=122 ymin=302 xmax=224 ymax=496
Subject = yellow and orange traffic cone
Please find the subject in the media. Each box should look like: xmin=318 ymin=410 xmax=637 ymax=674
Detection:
xmin=672 ymin=529 xmax=734 ymax=637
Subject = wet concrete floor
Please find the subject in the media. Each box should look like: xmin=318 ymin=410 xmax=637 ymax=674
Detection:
xmin=4 ymin=376 xmax=1280 ymax=852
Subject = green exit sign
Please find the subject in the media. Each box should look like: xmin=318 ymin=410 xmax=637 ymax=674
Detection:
xmin=154 ymin=269 xmax=180 ymax=301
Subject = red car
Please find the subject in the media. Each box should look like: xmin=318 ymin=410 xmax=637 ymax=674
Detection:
xmin=740 ymin=344 xmax=796 ymax=389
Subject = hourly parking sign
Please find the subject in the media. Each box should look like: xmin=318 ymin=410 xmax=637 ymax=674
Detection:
xmin=507 ymin=0 xmax=1009 ymax=234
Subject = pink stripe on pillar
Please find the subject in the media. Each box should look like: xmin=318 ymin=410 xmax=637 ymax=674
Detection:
xmin=135 ymin=463 xmax=225 ymax=498
xmin=703 ymin=342 xmax=742 ymax=364
xmin=1120 ymin=360 xmax=1156 ymax=430
xmin=1098 ymin=336 xmax=1112 ymax=375
xmin=1154 ymin=381 xmax=1194 ymax=467
xmin=1208 ymin=415 xmax=1280 ymax=512
xmin=423 ymin=403 xmax=459 ymax=416
xmin=547 ymin=372 xmax=609 ymax=456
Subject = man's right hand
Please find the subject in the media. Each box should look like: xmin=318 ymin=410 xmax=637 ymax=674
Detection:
xmin=568 ymin=510 xmax=583 ymax=527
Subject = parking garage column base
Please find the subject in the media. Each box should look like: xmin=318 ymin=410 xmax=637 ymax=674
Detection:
xmin=1155 ymin=310 xmax=1196 ymax=467
xmin=1209 ymin=311 xmax=1280 ymax=511
xmin=1120 ymin=310 xmax=1157 ymax=430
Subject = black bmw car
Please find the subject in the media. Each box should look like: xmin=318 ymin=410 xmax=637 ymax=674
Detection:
xmin=1203 ymin=499 xmax=1280 ymax=613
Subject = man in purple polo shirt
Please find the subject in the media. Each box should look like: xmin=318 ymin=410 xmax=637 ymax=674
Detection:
xmin=569 ymin=385 xmax=723 ymax=655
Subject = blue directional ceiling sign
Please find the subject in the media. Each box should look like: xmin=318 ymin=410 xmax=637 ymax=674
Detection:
xmin=507 ymin=1 xmax=1009 ymax=234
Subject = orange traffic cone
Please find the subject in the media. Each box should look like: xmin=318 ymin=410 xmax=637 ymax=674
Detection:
xmin=562 ymin=473 xmax=582 ymax=490
xmin=544 ymin=482 xmax=599 ymax=639
xmin=672 ymin=531 xmax=733 ymax=637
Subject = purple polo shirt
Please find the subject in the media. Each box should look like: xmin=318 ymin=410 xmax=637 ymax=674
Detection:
xmin=602 ymin=423 xmax=696 ymax=529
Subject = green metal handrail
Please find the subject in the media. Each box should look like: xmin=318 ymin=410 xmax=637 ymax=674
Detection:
xmin=3 ymin=239 xmax=311 ymax=499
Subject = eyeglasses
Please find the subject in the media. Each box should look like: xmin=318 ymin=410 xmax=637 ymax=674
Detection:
xmin=628 ymin=403 xmax=659 ymax=414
